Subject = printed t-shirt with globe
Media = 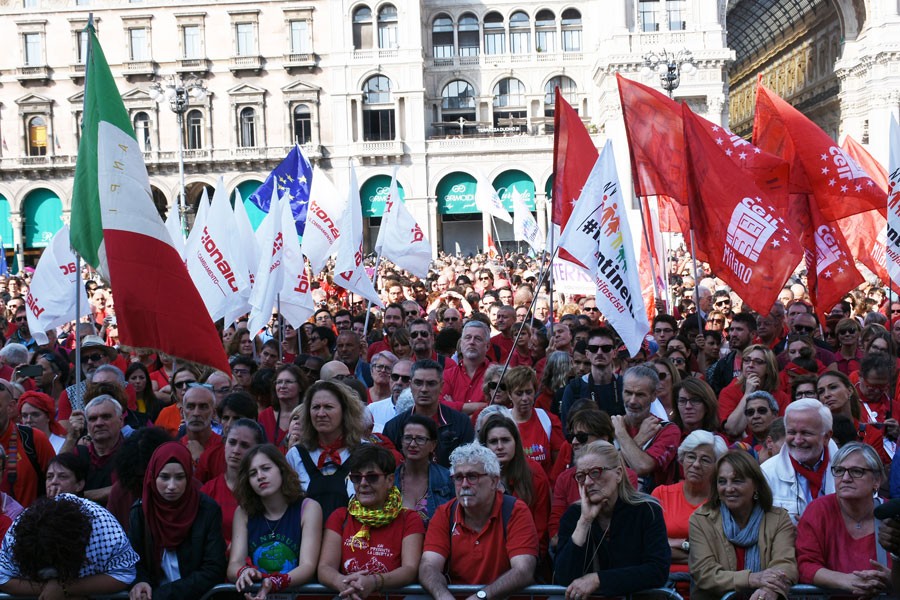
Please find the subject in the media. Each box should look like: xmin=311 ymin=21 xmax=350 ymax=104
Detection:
xmin=247 ymin=499 xmax=306 ymax=573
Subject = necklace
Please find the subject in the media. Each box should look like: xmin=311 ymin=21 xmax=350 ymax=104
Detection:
xmin=264 ymin=509 xmax=287 ymax=536
xmin=839 ymin=503 xmax=868 ymax=530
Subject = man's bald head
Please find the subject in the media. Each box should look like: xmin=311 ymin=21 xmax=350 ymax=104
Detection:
xmin=320 ymin=360 xmax=351 ymax=380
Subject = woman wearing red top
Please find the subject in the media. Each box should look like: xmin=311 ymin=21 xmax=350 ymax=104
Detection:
xmin=816 ymin=371 xmax=892 ymax=463
xmin=258 ymin=365 xmax=307 ymax=447
xmin=318 ymin=445 xmax=424 ymax=598
xmin=505 ymin=366 xmax=563 ymax=475
xmin=721 ymin=345 xmax=789 ymax=439
xmin=478 ymin=412 xmax=550 ymax=557
xmin=796 ymin=442 xmax=892 ymax=595
xmin=536 ymin=351 xmax=574 ymax=414
xmin=828 ymin=318 xmax=863 ymax=375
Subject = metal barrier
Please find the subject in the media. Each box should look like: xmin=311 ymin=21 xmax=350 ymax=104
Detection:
xmin=721 ymin=584 xmax=894 ymax=599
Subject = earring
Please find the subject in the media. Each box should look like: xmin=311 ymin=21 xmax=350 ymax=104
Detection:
xmin=753 ymin=491 xmax=759 ymax=500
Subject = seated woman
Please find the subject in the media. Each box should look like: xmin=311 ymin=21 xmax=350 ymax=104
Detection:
xmin=228 ymin=444 xmax=323 ymax=598
xmin=796 ymin=442 xmax=892 ymax=597
xmin=128 ymin=442 xmax=226 ymax=600
xmin=817 ymin=370 xmax=893 ymax=465
xmin=285 ymin=380 xmax=367 ymax=520
xmin=318 ymin=445 xmax=424 ymax=598
xmin=689 ymin=450 xmax=798 ymax=600
xmin=394 ymin=414 xmax=453 ymax=526
xmin=554 ymin=441 xmax=670 ymax=597
xmin=478 ymin=413 xmax=551 ymax=556
xmin=0 ymin=494 xmax=139 ymax=598
xmin=652 ymin=431 xmax=727 ymax=577
xmin=45 ymin=452 xmax=89 ymax=499
xmin=739 ymin=391 xmax=780 ymax=460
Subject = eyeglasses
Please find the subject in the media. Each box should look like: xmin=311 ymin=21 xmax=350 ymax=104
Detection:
xmin=443 ymin=316 xmax=459 ymax=322
xmin=566 ymin=432 xmax=591 ymax=444
xmin=409 ymin=331 xmax=430 ymax=339
xmin=677 ymin=396 xmax=703 ymax=406
xmin=710 ymin=318 xmax=725 ymax=324
xmin=275 ymin=379 xmax=298 ymax=386
xmin=654 ymin=328 xmax=675 ymax=335
xmin=390 ymin=373 xmax=411 ymax=383
xmin=487 ymin=381 xmax=507 ymax=391
xmin=478 ymin=277 xmax=492 ymax=281
xmin=682 ymin=453 xmax=715 ymax=467
xmin=587 ymin=344 xmax=614 ymax=354
xmin=670 ymin=357 xmax=686 ymax=365
xmin=656 ymin=371 xmax=668 ymax=381
xmin=213 ymin=386 xmax=233 ymax=395
xmin=793 ymin=325 xmax=815 ymax=333
xmin=232 ymin=368 xmax=251 ymax=376
xmin=405 ymin=311 xmax=419 ymax=317
xmin=348 ymin=472 xmax=387 ymax=485
xmin=795 ymin=390 xmax=818 ymax=399
xmin=715 ymin=299 xmax=732 ymax=306
xmin=584 ymin=306 xmax=600 ymax=312
xmin=14 ymin=316 xmax=27 ymax=323
xmin=80 ymin=352 xmax=106 ymax=363
xmin=574 ymin=466 xmax=614 ymax=484
xmin=401 ymin=434 xmax=431 ymax=446
xmin=300 ymin=366 xmax=319 ymax=375
xmin=745 ymin=357 xmax=767 ymax=366
xmin=744 ymin=407 xmax=770 ymax=417
xmin=837 ymin=329 xmax=857 ymax=336
xmin=174 ymin=380 xmax=198 ymax=390
xmin=371 ymin=364 xmax=392 ymax=373
xmin=451 ymin=471 xmax=489 ymax=484
xmin=831 ymin=466 xmax=873 ymax=479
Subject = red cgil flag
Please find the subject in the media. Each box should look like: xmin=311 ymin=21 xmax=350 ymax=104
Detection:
xmin=681 ymin=103 xmax=803 ymax=314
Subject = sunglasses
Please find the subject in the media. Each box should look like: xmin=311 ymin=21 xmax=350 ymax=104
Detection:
xmin=443 ymin=316 xmax=459 ymax=322
xmin=587 ymin=344 xmax=615 ymax=354
xmin=80 ymin=352 xmax=106 ymax=363
xmin=715 ymin=300 xmax=731 ymax=306
xmin=390 ymin=373 xmax=411 ymax=383
xmin=14 ymin=316 xmax=28 ymax=323
xmin=584 ymin=306 xmax=600 ymax=312
xmin=174 ymin=380 xmax=198 ymax=390
xmin=487 ymin=381 xmax=507 ymax=391
xmin=566 ymin=432 xmax=591 ymax=444
xmin=710 ymin=318 xmax=725 ymax=324
xmin=348 ymin=472 xmax=387 ymax=485
xmin=656 ymin=371 xmax=668 ymax=381
xmin=744 ymin=406 xmax=770 ymax=416
xmin=793 ymin=326 xmax=815 ymax=333
xmin=405 ymin=311 xmax=418 ymax=317
xmin=409 ymin=331 xmax=430 ymax=339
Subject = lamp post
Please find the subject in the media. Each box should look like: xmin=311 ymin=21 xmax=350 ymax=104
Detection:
xmin=148 ymin=76 xmax=208 ymax=234
xmin=640 ymin=48 xmax=696 ymax=98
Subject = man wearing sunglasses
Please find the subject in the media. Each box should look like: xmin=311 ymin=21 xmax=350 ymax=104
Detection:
xmin=559 ymin=327 xmax=625 ymax=430
xmin=8 ymin=306 xmax=37 ymax=352
xmin=367 ymin=359 xmax=412 ymax=433
xmin=419 ymin=443 xmax=538 ymax=600
xmin=56 ymin=335 xmax=117 ymax=430
xmin=776 ymin=311 xmax=835 ymax=369
xmin=408 ymin=318 xmax=453 ymax=370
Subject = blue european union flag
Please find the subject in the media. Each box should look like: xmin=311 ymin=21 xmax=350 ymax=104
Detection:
xmin=0 ymin=235 xmax=8 ymax=277
xmin=248 ymin=145 xmax=314 ymax=238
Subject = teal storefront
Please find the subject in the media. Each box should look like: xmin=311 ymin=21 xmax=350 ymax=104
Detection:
xmin=232 ymin=180 xmax=266 ymax=230
xmin=360 ymin=175 xmax=405 ymax=252
xmin=0 ymin=194 xmax=14 ymax=271
xmin=436 ymin=172 xmax=482 ymax=255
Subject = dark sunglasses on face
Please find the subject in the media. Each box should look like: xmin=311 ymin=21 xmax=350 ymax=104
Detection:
xmin=487 ymin=381 xmax=507 ymax=391
xmin=744 ymin=406 xmax=770 ymax=417
xmin=587 ymin=344 xmax=615 ymax=354
xmin=80 ymin=352 xmax=106 ymax=363
xmin=566 ymin=432 xmax=591 ymax=444
xmin=348 ymin=472 xmax=387 ymax=485
xmin=409 ymin=331 xmax=430 ymax=339
xmin=656 ymin=371 xmax=668 ymax=381
xmin=716 ymin=300 xmax=731 ymax=307
xmin=794 ymin=325 xmax=815 ymax=333
xmin=390 ymin=373 xmax=411 ymax=383
xmin=443 ymin=316 xmax=459 ymax=322
xmin=174 ymin=380 xmax=198 ymax=390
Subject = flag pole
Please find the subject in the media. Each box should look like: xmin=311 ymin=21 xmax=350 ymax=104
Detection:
xmin=490 ymin=214 xmax=505 ymax=258
xmin=638 ymin=196 xmax=664 ymax=312
xmin=688 ymin=228 xmax=704 ymax=334
xmin=362 ymin=253 xmax=383 ymax=335
xmin=276 ymin=293 xmax=283 ymax=361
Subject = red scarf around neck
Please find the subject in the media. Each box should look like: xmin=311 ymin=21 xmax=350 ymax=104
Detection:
xmin=317 ymin=437 xmax=345 ymax=468
xmin=789 ymin=446 xmax=830 ymax=499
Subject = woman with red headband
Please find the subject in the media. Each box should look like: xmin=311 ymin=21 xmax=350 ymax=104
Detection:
xmin=17 ymin=391 xmax=67 ymax=453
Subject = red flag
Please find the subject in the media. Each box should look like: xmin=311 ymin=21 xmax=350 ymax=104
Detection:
xmin=837 ymin=136 xmax=888 ymax=282
xmin=842 ymin=135 xmax=889 ymax=195
xmin=552 ymin=89 xmax=597 ymax=227
xmin=753 ymin=80 xmax=887 ymax=222
xmin=681 ymin=104 xmax=803 ymax=313
xmin=486 ymin=231 xmax=499 ymax=259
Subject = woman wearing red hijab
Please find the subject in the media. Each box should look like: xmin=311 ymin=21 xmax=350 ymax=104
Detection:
xmin=127 ymin=442 xmax=226 ymax=600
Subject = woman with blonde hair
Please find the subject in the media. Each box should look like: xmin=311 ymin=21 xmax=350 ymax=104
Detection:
xmin=285 ymin=380 xmax=367 ymax=520
xmin=721 ymin=345 xmax=788 ymax=439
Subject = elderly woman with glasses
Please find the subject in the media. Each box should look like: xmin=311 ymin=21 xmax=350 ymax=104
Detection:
xmin=796 ymin=442 xmax=892 ymax=596
xmin=394 ymin=415 xmax=452 ymax=526
xmin=738 ymin=391 xmax=780 ymax=460
xmin=369 ymin=351 xmax=399 ymax=404
xmin=554 ymin=441 xmax=669 ymax=598
xmin=318 ymin=445 xmax=424 ymax=599
xmin=721 ymin=345 xmax=788 ymax=440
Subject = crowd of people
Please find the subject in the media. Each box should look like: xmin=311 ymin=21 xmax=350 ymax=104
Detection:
xmin=1 ymin=247 xmax=900 ymax=600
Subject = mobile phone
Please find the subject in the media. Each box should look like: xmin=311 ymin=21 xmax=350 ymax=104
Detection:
xmin=17 ymin=365 xmax=44 ymax=379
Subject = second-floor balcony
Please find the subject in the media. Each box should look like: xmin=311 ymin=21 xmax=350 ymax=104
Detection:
xmin=123 ymin=60 xmax=156 ymax=79
xmin=230 ymin=55 xmax=263 ymax=74
xmin=426 ymin=50 xmax=584 ymax=70
xmin=284 ymin=52 xmax=317 ymax=70
xmin=176 ymin=58 xmax=211 ymax=74
xmin=16 ymin=65 xmax=51 ymax=83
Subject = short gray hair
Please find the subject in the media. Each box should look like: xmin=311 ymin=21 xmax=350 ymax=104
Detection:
xmin=371 ymin=351 xmax=399 ymax=367
xmin=625 ymin=364 xmax=660 ymax=390
xmin=85 ymin=394 xmax=123 ymax=417
xmin=450 ymin=442 xmax=501 ymax=478
xmin=678 ymin=430 xmax=728 ymax=462
xmin=91 ymin=364 xmax=125 ymax=385
xmin=462 ymin=320 xmax=491 ymax=339
xmin=746 ymin=390 xmax=779 ymax=413
xmin=0 ymin=343 xmax=28 ymax=367
xmin=475 ymin=405 xmax=513 ymax=436
xmin=832 ymin=441 xmax=885 ymax=481
xmin=785 ymin=398 xmax=833 ymax=433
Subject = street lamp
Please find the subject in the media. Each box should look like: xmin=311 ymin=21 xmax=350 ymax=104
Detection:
xmin=148 ymin=76 xmax=209 ymax=233
xmin=640 ymin=48 xmax=696 ymax=98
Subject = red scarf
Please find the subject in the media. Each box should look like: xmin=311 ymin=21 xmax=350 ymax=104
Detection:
xmin=317 ymin=437 xmax=345 ymax=468
xmin=142 ymin=442 xmax=200 ymax=575
xmin=789 ymin=446 xmax=830 ymax=499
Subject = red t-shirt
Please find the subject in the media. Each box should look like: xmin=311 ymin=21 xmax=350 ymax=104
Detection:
xmin=258 ymin=407 xmax=288 ymax=447
xmin=367 ymin=338 xmax=390 ymax=362
xmin=440 ymin=359 xmax=492 ymax=412
xmin=149 ymin=368 xmax=171 ymax=390
xmin=201 ymin=474 xmax=239 ymax=548
xmin=651 ymin=481 xmax=703 ymax=574
xmin=325 ymin=507 xmax=425 ymax=574
xmin=626 ymin=421 xmax=681 ymax=487
xmin=197 ymin=444 xmax=226 ymax=483
xmin=516 ymin=410 xmax=564 ymax=476
xmin=181 ymin=432 xmax=222 ymax=481
xmin=423 ymin=491 xmax=538 ymax=584
xmin=717 ymin=380 xmax=789 ymax=423
xmin=490 ymin=333 xmax=514 ymax=363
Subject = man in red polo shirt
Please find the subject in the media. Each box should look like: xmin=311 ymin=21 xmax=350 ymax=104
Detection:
xmin=419 ymin=443 xmax=538 ymax=598
xmin=180 ymin=386 xmax=222 ymax=481
xmin=441 ymin=321 xmax=492 ymax=415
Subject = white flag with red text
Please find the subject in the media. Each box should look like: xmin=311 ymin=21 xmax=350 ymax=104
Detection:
xmin=231 ymin=188 xmax=259 ymax=294
xmin=558 ymin=141 xmax=649 ymax=355
xmin=334 ymin=165 xmax=382 ymax=307
xmin=888 ymin=115 xmax=900 ymax=287
xmin=248 ymin=192 xmax=285 ymax=337
xmin=374 ymin=169 xmax=432 ymax=278
xmin=279 ymin=196 xmax=316 ymax=328
xmin=302 ymin=169 xmax=346 ymax=274
xmin=184 ymin=188 xmax=209 ymax=259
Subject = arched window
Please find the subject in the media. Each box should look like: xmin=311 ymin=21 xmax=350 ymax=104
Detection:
xmin=378 ymin=4 xmax=398 ymax=49
xmin=362 ymin=76 xmax=394 ymax=141
xmin=544 ymin=76 xmax=577 ymax=117
xmin=483 ymin=12 xmax=505 ymax=55
xmin=185 ymin=109 xmax=203 ymax=150
xmin=561 ymin=8 xmax=582 ymax=51
xmin=535 ymin=9 xmax=556 ymax=53
xmin=239 ymin=107 xmax=257 ymax=147
xmin=509 ymin=11 xmax=530 ymax=54
xmin=27 ymin=116 xmax=48 ymax=157
xmin=353 ymin=6 xmax=373 ymax=49
xmin=493 ymin=78 xmax=526 ymax=131
xmin=432 ymin=14 xmax=453 ymax=59
xmin=293 ymin=104 xmax=312 ymax=145
xmin=441 ymin=80 xmax=477 ymax=135
xmin=458 ymin=13 xmax=479 ymax=57
xmin=133 ymin=112 xmax=151 ymax=152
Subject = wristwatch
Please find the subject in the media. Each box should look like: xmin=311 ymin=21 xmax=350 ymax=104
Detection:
xmin=681 ymin=540 xmax=690 ymax=552
xmin=476 ymin=590 xmax=488 ymax=599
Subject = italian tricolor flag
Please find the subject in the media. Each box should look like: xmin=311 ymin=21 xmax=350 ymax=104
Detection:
xmin=71 ymin=26 xmax=230 ymax=374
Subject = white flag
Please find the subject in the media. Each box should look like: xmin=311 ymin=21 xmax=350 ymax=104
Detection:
xmin=232 ymin=188 xmax=259 ymax=293
xmin=334 ymin=165 xmax=382 ymax=307
xmin=558 ymin=140 xmax=649 ymax=355
xmin=185 ymin=187 xmax=210 ymax=258
xmin=512 ymin=185 xmax=545 ymax=253
xmin=302 ymin=168 xmax=347 ymax=273
xmin=186 ymin=176 xmax=251 ymax=323
xmin=248 ymin=192 xmax=285 ymax=337
xmin=374 ymin=169 xmax=433 ymax=278
xmin=888 ymin=115 xmax=900 ymax=287
xmin=164 ymin=205 xmax=185 ymax=261
xmin=475 ymin=172 xmax=513 ymax=224
xmin=279 ymin=198 xmax=315 ymax=328
xmin=25 ymin=226 xmax=91 ymax=346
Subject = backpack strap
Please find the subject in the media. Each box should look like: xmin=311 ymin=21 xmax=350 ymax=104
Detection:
xmin=535 ymin=409 xmax=552 ymax=442
xmin=499 ymin=493 xmax=516 ymax=540
xmin=15 ymin=425 xmax=46 ymax=500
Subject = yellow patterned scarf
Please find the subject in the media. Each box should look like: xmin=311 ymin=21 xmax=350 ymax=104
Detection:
xmin=347 ymin=486 xmax=403 ymax=550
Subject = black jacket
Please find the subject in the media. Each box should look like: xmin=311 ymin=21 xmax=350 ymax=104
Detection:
xmin=383 ymin=405 xmax=474 ymax=468
xmin=128 ymin=493 xmax=227 ymax=600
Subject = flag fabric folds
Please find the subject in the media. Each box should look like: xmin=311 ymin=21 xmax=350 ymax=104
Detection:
xmin=374 ymin=169 xmax=433 ymax=278
xmin=70 ymin=26 xmax=230 ymax=373
xmin=558 ymin=141 xmax=649 ymax=355
xmin=25 ymin=226 xmax=91 ymax=346
xmin=248 ymin=192 xmax=285 ymax=337
xmin=231 ymin=188 xmax=260 ymax=290
xmin=888 ymin=115 xmax=900 ymax=287
xmin=512 ymin=185 xmax=546 ymax=254
xmin=164 ymin=208 xmax=185 ymax=261
xmin=278 ymin=197 xmax=316 ymax=329
xmin=838 ymin=136 xmax=888 ymax=283
xmin=333 ymin=165 xmax=382 ymax=307
xmin=247 ymin=145 xmax=314 ymax=237
xmin=0 ymin=236 xmax=8 ymax=277
xmin=551 ymin=88 xmax=598 ymax=228
xmin=475 ymin=172 xmax=513 ymax=224
xmin=302 ymin=169 xmax=346 ymax=274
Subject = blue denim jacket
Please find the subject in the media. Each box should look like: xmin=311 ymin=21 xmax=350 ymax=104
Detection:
xmin=395 ymin=462 xmax=454 ymax=524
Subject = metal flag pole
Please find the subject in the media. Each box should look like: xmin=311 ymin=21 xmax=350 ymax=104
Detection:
xmin=688 ymin=228 xmax=704 ymax=333
xmin=362 ymin=253 xmax=383 ymax=335
xmin=638 ymin=196 xmax=664 ymax=312
xmin=276 ymin=293 xmax=283 ymax=361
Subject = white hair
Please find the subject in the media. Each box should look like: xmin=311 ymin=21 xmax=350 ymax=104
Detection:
xmin=0 ymin=343 xmax=28 ymax=367
xmin=84 ymin=394 xmax=123 ymax=417
xmin=677 ymin=430 xmax=728 ymax=461
xmin=475 ymin=405 xmax=513 ymax=436
xmin=785 ymin=398 xmax=833 ymax=433
xmin=395 ymin=387 xmax=415 ymax=414
xmin=450 ymin=442 xmax=501 ymax=478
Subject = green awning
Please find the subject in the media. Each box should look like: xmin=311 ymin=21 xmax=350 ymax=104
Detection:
xmin=360 ymin=175 xmax=405 ymax=217
xmin=23 ymin=188 xmax=63 ymax=248
xmin=232 ymin=180 xmax=265 ymax=231
xmin=436 ymin=172 xmax=478 ymax=214
xmin=545 ymin=174 xmax=554 ymax=201
xmin=0 ymin=195 xmax=13 ymax=248
xmin=493 ymin=170 xmax=536 ymax=211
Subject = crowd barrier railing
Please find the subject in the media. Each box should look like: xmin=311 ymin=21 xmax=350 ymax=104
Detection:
xmin=721 ymin=584 xmax=894 ymax=599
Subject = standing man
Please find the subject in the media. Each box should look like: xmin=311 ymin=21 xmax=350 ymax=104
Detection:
xmin=441 ymin=321 xmax=492 ymax=415
xmin=335 ymin=331 xmax=373 ymax=387
xmin=57 ymin=335 xmax=117 ymax=427
xmin=409 ymin=318 xmax=453 ymax=369
xmin=489 ymin=305 xmax=516 ymax=362
xmin=708 ymin=312 xmax=757 ymax=396
xmin=651 ymin=315 xmax=678 ymax=354
xmin=367 ymin=303 xmax=405 ymax=360
xmin=367 ymin=359 xmax=412 ymax=432
xmin=560 ymin=327 xmax=624 ymax=429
